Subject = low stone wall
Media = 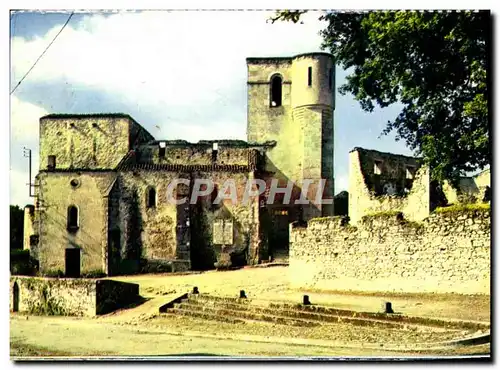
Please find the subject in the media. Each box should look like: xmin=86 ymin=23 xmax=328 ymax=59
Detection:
xmin=289 ymin=208 xmax=490 ymax=294
xmin=10 ymin=276 xmax=141 ymax=316
xmin=96 ymin=279 xmax=140 ymax=315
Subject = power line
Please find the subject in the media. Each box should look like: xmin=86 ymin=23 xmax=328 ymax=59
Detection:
xmin=10 ymin=12 xmax=74 ymax=95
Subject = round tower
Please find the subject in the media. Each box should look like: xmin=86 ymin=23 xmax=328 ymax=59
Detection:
xmin=291 ymin=53 xmax=335 ymax=218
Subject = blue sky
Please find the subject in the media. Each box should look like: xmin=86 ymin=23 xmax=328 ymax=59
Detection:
xmin=10 ymin=10 xmax=413 ymax=207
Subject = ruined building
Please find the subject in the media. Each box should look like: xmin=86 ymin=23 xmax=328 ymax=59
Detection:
xmin=348 ymin=147 xmax=490 ymax=225
xmin=23 ymin=52 xmax=336 ymax=276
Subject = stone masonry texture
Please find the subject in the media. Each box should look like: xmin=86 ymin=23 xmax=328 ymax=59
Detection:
xmin=289 ymin=209 xmax=490 ymax=294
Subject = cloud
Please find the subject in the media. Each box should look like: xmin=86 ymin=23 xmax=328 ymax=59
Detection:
xmin=10 ymin=96 xmax=45 ymax=206
xmin=11 ymin=11 xmax=326 ymax=119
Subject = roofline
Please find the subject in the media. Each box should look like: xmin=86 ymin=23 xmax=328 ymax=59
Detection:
xmin=246 ymin=52 xmax=333 ymax=63
xmin=40 ymin=113 xmax=142 ymax=126
xmin=145 ymin=140 xmax=277 ymax=148
xmin=349 ymin=147 xmax=421 ymax=160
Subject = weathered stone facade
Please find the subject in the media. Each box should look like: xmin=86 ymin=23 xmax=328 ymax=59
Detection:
xmin=289 ymin=208 xmax=490 ymax=294
xmin=9 ymin=276 xmax=139 ymax=316
xmin=348 ymin=148 xmax=431 ymax=225
xmin=24 ymin=52 xmax=337 ymax=275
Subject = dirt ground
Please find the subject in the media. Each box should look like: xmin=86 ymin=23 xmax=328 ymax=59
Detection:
xmin=10 ymin=266 xmax=491 ymax=359
xmin=112 ymin=266 xmax=490 ymax=322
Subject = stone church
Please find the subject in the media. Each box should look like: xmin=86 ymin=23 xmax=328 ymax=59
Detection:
xmin=23 ymin=52 xmax=336 ymax=276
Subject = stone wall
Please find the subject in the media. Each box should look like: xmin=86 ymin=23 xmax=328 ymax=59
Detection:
xmin=96 ymin=279 xmax=140 ymax=315
xmin=289 ymin=208 xmax=490 ymax=294
xmin=36 ymin=171 xmax=117 ymax=275
xmin=10 ymin=276 xmax=96 ymax=316
xmin=10 ymin=276 xmax=141 ymax=316
xmin=348 ymin=148 xmax=430 ymax=225
xmin=39 ymin=114 xmax=152 ymax=171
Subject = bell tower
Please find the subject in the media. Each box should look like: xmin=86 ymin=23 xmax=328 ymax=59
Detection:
xmin=247 ymin=52 xmax=335 ymax=220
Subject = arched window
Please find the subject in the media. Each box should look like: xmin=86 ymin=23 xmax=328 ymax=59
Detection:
xmin=147 ymin=187 xmax=156 ymax=208
xmin=270 ymin=75 xmax=282 ymax=107
xmin=67 ymin=205 xmax=79 ymax=232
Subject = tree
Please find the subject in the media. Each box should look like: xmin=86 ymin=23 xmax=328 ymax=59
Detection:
xmin=271 ymin=10 xmax=490 ymax=184
xmin=10 ymin=205 xmax=24 ymax=250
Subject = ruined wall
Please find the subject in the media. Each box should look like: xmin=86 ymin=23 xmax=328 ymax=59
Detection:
xmin=36 ymin=172 xmax=116 ymax=275
xmin=139 ymin=141 xmax=255 ymax=166
xmin=10 ymin=276 xmax=96 ymax=316
xmin=443 ymin=169 xmax=491 ymax=205
xmin=10 ymin=276 xmax=141 ymax=316
xmin=118 ymin=171 xmax=180 ymax=273
xmin=289 ymin=208 xmax=490 ymax=294
xmin=189 ymin=171 xmax=260 ymax=269
xmin=348 ymin=148 xmax=430 ymax=225
xmin=39 ymin=114 xmax=151 ymax=171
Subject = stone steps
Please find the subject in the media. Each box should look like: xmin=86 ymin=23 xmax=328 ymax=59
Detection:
xmin=174 ymin=301 xmax=460 ymax=331
xmin=165 ymin=305 xmax=320 ymax=327
xmin=173 ymin=302 xmax=412 ymax=329
xmin=162 ymin=294 xmax=484 ymax=332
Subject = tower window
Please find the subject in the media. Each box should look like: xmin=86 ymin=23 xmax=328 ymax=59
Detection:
xmin=67 ymin=205 xmax=79 ymax=232
xmin=308 ymin=67 xmax=312 ymax=87
xmin=328 ymin=68 xmax=333 ymax=90
xmin=270 ymin=75 xmax=282 ymax=107
xmin=147 ymin=187 xmax=156 ymax=208
xmin=48 ymin=155 xmax=56 ymax=170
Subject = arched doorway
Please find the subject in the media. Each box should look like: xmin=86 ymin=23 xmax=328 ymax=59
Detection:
xmin=12 ymin=281 xmax=19 ymax=312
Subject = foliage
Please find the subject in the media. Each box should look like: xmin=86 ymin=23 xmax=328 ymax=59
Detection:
xmin=10 ymin=205 xmax=24 ymax=250
xmin=362 ymin=210 xmax=402 ymax=220
xmin=434 ymin=202 xmax=490 ymax=214
xmin=271 ymin=10 xmax=490 ymax=185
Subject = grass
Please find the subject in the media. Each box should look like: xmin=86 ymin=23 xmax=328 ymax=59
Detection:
xmin=362 ymin=210 xmax=402 ymax=220
xmin=435 ymin=203 xmax=490 ymax=214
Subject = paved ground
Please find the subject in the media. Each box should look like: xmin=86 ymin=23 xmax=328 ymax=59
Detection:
xmin=10 ymin=266 xmax=490 ymax=359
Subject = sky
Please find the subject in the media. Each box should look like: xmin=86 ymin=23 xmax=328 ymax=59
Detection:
xmin=9 ymin=10 xmax=414 ymax=208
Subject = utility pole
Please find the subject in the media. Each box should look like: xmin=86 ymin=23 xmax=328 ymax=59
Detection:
xmin=23 ymin=147 xmax=35 ymax=197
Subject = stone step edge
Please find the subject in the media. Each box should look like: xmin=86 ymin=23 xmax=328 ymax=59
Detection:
xmin=183 ymin=296 xmax=488 ymax=331
xmin=165 ymin=307 xmax=320 ymax=327
xmin=174 ymin=302 xmax=465 ymax=331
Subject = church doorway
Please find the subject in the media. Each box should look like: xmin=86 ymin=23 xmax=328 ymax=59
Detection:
xmin=65 ymin=248 xmax=81 ymax=278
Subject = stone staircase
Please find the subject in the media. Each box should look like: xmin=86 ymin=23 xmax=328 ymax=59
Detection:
xmin=159 ymin=293 xmax=490 ymax=333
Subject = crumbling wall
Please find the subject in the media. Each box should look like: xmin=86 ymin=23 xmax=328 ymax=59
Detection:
xmin=289 ymin=207 xmax=490 ymax=294
xmin=348 ymin=148 xmax=430 ymax=225
xmin=10 ymin=276 xmax=141 ymax=316
xmin=10 ymin=276 xmax=96 ymax=316
xmin=443 ymin=169 xmax=491 ymax=205
xmin=119 ymin=171 xmax=180 ymax=273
